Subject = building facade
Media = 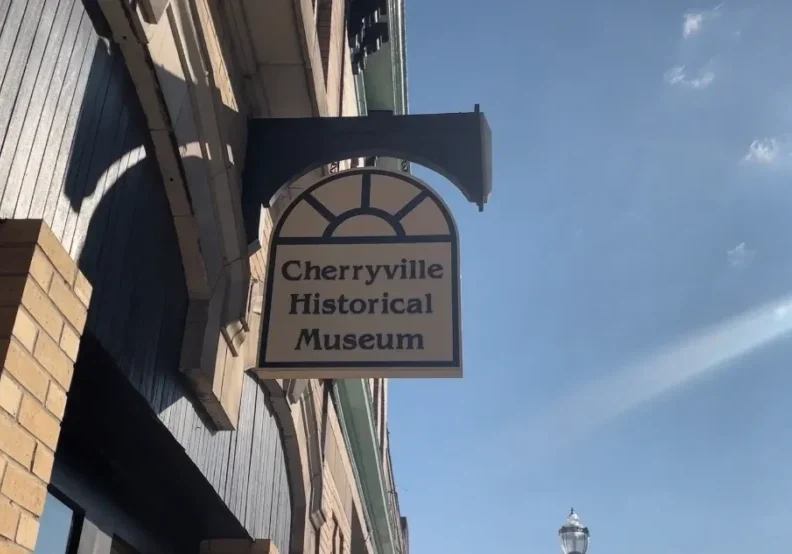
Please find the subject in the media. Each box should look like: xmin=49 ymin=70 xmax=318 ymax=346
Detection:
xmin=0 ymin=0 xmax=410 ymax=552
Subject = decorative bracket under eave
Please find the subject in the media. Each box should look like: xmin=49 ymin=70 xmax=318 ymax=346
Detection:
xmin=241 ymin=106 xmax=492 ymax=250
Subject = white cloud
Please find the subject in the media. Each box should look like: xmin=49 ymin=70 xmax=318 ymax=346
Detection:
xmin=494 ymin=291 xmax=792 ymax=469
xmin=727 ymin=242 xmax=755 ymax=268
xmin=774 ymin=304 xmax=791 ymax=320
xmin=665 ymin=6 xmax=723 ymax=90
xmin=683 ymin=12 xmax=705 ymax=38
xmin=743 ymin=138 xmax=781 ymax=164
xmin=682 ymin=4 xmax=724 ymax=38
xmin=665 ymin=66 xmax=686 ymax=85
xmin=690 ymin=71 xmax=715 ymax=88
xmin=664 ymin=65 xmax=715 ymax=89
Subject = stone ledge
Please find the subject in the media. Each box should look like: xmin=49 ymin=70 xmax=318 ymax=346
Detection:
xmin=179 ymin=257 xmax=260 ymax=430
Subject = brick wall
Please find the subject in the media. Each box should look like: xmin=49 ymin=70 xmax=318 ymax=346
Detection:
xmin=319 ymin=386 xmax=369 ymax=554
xmin=290 ymin=379 xmax=373 ymax=554
xmin=0 ymin=219 xmax=91 ymax=553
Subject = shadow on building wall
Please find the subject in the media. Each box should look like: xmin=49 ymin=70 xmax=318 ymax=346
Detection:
xmin=63 ymin=16 xmax=198 ymax=425
xmin=35 ymin=1 xmax=297 ymax=549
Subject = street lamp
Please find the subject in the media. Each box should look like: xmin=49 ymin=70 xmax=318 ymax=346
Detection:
xmin=559 ymin=508 xmax=589 ymax=554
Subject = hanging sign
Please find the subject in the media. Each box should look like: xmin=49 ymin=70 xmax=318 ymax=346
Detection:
xmin=258 ymin=168 xmax=462 ymax=378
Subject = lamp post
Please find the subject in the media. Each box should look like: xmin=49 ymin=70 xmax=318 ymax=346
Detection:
xmin=559 ymin=508 xmax=590 ymax=554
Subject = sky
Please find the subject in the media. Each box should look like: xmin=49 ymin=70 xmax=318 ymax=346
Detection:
xmin=388 ymin=2 xmax=792 ymax=554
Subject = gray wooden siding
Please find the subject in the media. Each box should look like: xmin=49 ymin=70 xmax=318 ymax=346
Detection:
xmin=0 ymin=0 xmax=292 ymax=549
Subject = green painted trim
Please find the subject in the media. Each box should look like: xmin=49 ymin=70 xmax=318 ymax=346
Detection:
xmin=397 ymin=0 xmax=408 ymax=114
xmin=334 ymin=380 xmax=398 ymax=554
xmin=360 ymin=0 xmax=407 ymax=114
xmin=387 ymin=0 xmax=407 ymax=114
xmin=354 ymin=72 xmax=368 ymax=116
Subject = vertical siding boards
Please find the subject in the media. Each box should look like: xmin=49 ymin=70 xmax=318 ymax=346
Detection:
xmin=0 ymin=0 xmax=12 ymax=32
xmin=87 ymin=139 xmax=145 ymax=343
xmin=230 ymin=378 xmax=257 ymax=519
xmin=260 ymin=395 xmax=282 ymax=513
xmin=273 ymin=454 xmax=287 ymax=551
xmin=50 ymin=39 xmax=113 ymax=239
xmin=259 ymin=400 xmax=278 ymax=536
xmin=41 ymin=15 xmax=97 ymax=224
xmin=278 ymin=430 xmax=290 ymax=549
xmin=66 ymin=53 xmax=132 ymax=255
xmin=0 ymin=0 xmax=44 ymax=154
xmin=152 ymin=239 xmax=189 ymax=423
xmin=0 ymin=0 xmax=62 ymax=211
xmin=248 ymin=389 xmax=289 ymax=550
xmin=217 ymin=425 xmax=232 ymax=503
xmin=271 ymin=421 xmax=285 ymax=543
xmin=26 ymin=5 xmax=90 ymax=220
xmin=0 ymin=0 xmax=28 ymax=76
xmin=0 ymin=0 xmax=294 ymax=548
xmin=247 ymin=386 xmax=265 ymax=534
xmin=125 ymin=159 xmax=170 ymax=398
xmin=10 ymin=0 xmax=78 ymax=218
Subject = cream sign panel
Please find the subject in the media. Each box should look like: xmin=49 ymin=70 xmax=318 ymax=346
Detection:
xmin=259 ymin=169 xmax=462 ymax=378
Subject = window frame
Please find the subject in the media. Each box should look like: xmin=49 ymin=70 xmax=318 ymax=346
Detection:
xmin=41 ymin=485 xmax=136 ymax=554
xmin=36 ymin=488 xmax=86 ymax=554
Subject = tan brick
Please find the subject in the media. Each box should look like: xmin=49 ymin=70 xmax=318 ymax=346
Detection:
xmin=33 ymin=333 xmax=72 ymax=390
xmin=36 ymin=225 xmax=76 ymax=286
xmin=0 ymin=538 xmax=28 ymax=554
xmin=0 ymin=465 xmax=45 ymax=516
xmin=20 ymin=279 xmax=62 ymax=342
xmin=251 ymin=539 xmax=279 ymax=554
xmin=28 ymin=247 xmax=53 ymax=292
xmin=58 ymin=325 xmax=79 ymax=363
xmin=0 ymin=249 xmax=33 ymax=279
xmin=11 ymin=310 xmax=37 ymax=354
xmin=0 ymin=221 xmax=42 ymax=246
xmin=0 ymin=309 xmax=14 ymax=341
xmin=15 ymin=512 xmax=37 ymax=550
xmin=45 ymin=385 xmax=66 ymax=421
xmin=2 ymin=341 xmax=49 ymax=402
xmin=0 ymin=221 xmax=71 ymax=285
xmin=18 ymin=397 xmax=59 ymax=451
xmin=31 ymin=446 xmax=53 ymax=482
xmin=0 ymin=377 xmax=22 ymax=418
xmin=0 ymin=413 xmax=34 ymax=468
xmin=0 ymin=458 xmax=7 ymax=482
xmin=0 ymin=498 xmax=19 ymax=540
xmin=0 ymin=278 xmax=25 ymax=310
xmin=72 ymin=272 xmax=91 ymax=308
xmin=47 ymin=276 xmax=86 ymax=333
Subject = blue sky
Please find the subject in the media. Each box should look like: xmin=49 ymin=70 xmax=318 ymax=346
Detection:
xmin=389 ymin=1 xmax=792 ymax=553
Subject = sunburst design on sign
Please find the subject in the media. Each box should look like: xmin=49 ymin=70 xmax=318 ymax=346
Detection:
xmin=277 ymin=171 xmax=454 ymax=242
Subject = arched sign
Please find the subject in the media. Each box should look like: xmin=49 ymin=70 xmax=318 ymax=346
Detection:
xmin=258 ymin=169 xmax=462 ymax=378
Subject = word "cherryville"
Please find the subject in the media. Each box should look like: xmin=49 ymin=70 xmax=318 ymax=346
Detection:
xmin=280 ymin=257 xmax=446 ymax=352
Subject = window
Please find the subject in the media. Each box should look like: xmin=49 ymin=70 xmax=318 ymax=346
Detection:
xmin=34 ymin=493 xmax=81 ymax=554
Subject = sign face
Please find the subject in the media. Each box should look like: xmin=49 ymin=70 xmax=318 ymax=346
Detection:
xmin=258 ymin=169 xmax=462 ymax=378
